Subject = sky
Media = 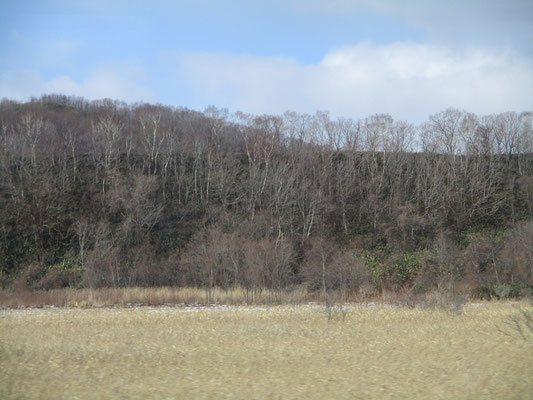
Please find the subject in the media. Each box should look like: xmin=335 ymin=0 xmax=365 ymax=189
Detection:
xmin=0 ymin=0 xmax=532 ymax=122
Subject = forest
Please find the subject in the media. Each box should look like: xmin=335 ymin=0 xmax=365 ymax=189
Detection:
xmin=1 ymin=94 xmax=532 ymax=300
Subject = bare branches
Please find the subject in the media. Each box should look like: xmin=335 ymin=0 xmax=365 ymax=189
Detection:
xmin=0 ymin=95 xmax=532 ymax=296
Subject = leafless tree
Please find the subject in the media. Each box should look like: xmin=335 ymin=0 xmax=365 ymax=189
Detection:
xmin=91 ymin=115 xmax=123 ymax=192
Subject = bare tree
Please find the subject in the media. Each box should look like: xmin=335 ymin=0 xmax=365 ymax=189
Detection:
xmin=18 ymin=112 xmax=49 ymax=167
xmin=73 ymin=218 xmax=93 ymax=268
xmin=108 ymin=173 xmax=163 ymax=247
xmin=423 ymin=108 xmax=464 ymax=156
xmin=91 ymin=115 xmax=123 ymax=192
xmin=302 ymin=236 xmax=337 ymax=294
xmin=137 ymin=106 xmax=169 ymax=176
xmin=493 ymin=112 xmax=521 ymax=162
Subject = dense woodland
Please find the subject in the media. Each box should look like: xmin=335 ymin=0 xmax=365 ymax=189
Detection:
xmin=1 ymin=94 xmax=532 ymax=299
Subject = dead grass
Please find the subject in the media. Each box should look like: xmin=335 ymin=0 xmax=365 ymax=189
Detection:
xmin=1 ymin=302 xmax=531 ymax=399
xmin=0 ymin=286 xmax=317 ymax=308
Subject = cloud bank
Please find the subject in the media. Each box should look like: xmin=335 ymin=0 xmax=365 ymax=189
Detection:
xmin=0 ymin=65 xmax=158 ymax=104
xmin=287 ymin=0 xmax=533 ymax=51
xmin=2 ymin=40 xmax=531 ymax=123
xmin=177 ymin=42 xmax=533 ymax=122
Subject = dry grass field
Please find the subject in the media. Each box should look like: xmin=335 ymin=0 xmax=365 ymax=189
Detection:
xmin=1 ymin=302 xmax=532 ymax=399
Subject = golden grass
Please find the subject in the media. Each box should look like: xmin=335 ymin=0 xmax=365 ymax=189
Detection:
xmin=1 ymin=302 xmax=532 ymax=399
xmin=0 ymin=286 xmax=317 ymax=308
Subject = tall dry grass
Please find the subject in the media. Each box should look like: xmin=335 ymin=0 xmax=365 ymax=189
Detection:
xmin=0 ymin=286 xmax=319 ymax=308
xmin=1 ymin=302 xmax=532 ymax=399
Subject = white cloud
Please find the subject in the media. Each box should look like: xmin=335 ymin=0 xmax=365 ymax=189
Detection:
xmin=0 ymin=65 xmax=158 ymax=104
xmin=176 ymin=42 xmax=533 ymax=122
xmin=286 ymin=0 xmax=533 ymax=51
xmin=0 ymin=70 xmax=43 ymax=101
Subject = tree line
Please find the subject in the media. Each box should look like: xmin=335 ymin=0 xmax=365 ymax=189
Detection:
xmin=1 ymin=94 xmax=532 ymax=299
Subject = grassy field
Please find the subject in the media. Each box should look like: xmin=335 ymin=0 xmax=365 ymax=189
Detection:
xmin=1 ymin=302 xmax=532 ymax=399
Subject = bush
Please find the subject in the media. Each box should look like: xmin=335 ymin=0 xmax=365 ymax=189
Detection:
xmin=389 ymin=250 xmax=428 ymax=285
xmin=361 ymin=250 xmax=386 ymax=286
xmin=35 ymin=268 xmax=83 ymax=290
xmin=470 ymin=284 xmax=533 ymax=300
xmin=323 ymin=293 xmax=349 ymax=322
xmin=365 ymin=249 xmax=429 ymax=288
xmin=421 ymin=287 xmax=467 ymax=314
xmin=10 ymin=264 xmax=47 ymax=291
xmin=470 ymin=285 xmax=495 ymax=300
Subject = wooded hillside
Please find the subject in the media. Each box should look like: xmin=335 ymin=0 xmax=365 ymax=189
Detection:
xmin=1 ymin=95 xmax=532 ymax=298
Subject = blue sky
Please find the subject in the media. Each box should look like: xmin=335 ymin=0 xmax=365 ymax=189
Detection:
xmin=1 ymin=0 xmax=532 ymax=121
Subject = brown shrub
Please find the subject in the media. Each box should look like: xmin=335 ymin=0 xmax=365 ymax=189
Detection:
xmin=83 ymin=247 xmax=123 ymax=288
xmin=302 ymin=238 xmax=371 ymax=295
xmin=498 ymin=222 xmax=533 ymax=285
xmin=36 ymin=269 xmax=82 ymax=290
xmin=462 ymin=233 xmax=500 ymax=286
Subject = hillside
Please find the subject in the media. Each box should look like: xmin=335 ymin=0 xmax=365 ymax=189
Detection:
xmin=1 ymin=95 xmax=532 ymax=298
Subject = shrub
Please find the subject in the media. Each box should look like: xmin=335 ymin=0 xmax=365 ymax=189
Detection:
xmin=470 ymin=285 xmax=495 ymax=300
xmin=470 ymin=284 xmax=533 ymax=300
xmin=358 ymin=282 xmax=378 ymax=299
xmin=323 ymin=293 xmax=349 ymax=322
xmin=498 ymin=222 xmax=533 ymax=285
xmin=421 ymin=286 xmax=467 ymax=314
xmin=83 ymin=247 xmax=123 ymax=289
xmin=361 ymin=250 xmax=386 ymax=286
xmin=389 ymin=250 xmax=428 ymax=285
xmin=36 ymin=268 xmax=82 ymax=290
xmin=11 ymin=264 xmax=47 ymax=291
